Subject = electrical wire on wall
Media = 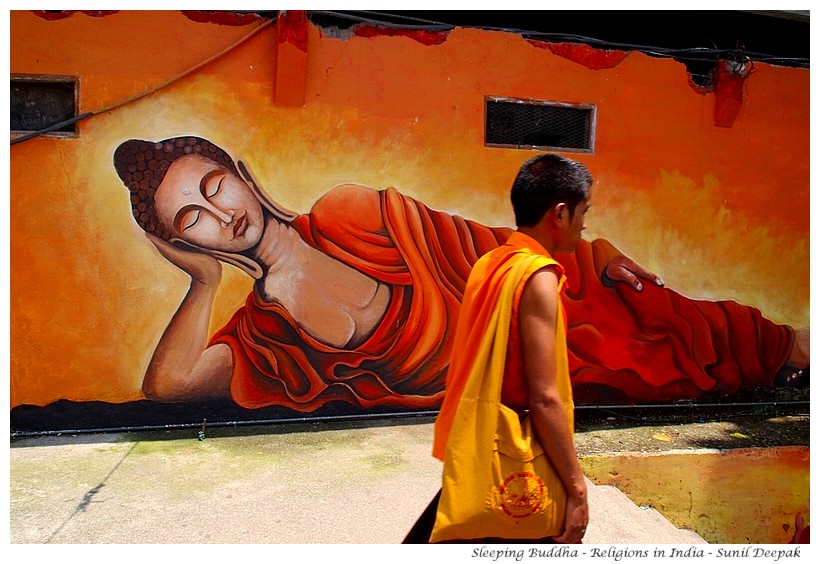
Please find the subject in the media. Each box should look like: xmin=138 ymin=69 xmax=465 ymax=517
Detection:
xmin=10 ymin=17 xmax=274 ymax=146
xmin=308 ymin=10 xmax=810 ymax=68
xmin=11 ymin=11 xmax=809 ymax=146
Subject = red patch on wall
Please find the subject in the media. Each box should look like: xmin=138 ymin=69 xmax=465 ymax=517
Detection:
xmin=528 ymin=40 xmax=627 ymax=70
xmin=712 ymin=61 xmax=749 ymax=128
xmin=353 ymin=25 xmax=449 ymax=46
xmin=181 ymin=11 xmax=262 ymax=26
xmin=278 ymin=11 xmax=309 ymax=52
xmin=32 ymin=10 xmax=118 ymax=20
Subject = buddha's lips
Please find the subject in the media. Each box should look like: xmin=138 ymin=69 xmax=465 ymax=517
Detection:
xmin=233 ymin=213 xmax=247 ymax=238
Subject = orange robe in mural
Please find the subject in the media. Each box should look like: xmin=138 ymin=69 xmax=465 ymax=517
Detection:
xmin=209 ymin=185 xmax=794 ymax=411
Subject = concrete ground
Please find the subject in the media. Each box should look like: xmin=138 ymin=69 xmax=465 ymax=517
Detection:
xmin=8 ymin=405 xmax=809 ymax=558
xmin=9 ymin=417 xmax=707 ymax=545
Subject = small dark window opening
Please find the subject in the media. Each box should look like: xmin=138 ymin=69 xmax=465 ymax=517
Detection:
xmin=11 ymin=75 xmax=79 ymax=138
xmin=485 ymin=97 xmax=595 ymax=153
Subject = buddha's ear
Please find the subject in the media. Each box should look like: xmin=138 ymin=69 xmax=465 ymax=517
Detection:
xmin=237 ymin=159 xmax=299 ymax=223
xmin=169 ymin=237 xmax=265 ymax=280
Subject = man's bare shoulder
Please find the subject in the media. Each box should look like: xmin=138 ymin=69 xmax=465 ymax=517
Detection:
xmin=522 ymin=265 xmax=561 ymax=306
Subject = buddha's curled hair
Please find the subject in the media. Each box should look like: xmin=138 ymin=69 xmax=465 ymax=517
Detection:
xmin=113 ymin=136 xmax=237 ymax=239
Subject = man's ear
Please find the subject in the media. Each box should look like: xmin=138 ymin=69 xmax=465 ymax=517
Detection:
xmin=554 ymin=202 xmax=569 ymax=224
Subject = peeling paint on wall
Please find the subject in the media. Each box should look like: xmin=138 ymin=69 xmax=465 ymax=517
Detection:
xmin=534 ymin=40 xmax=628 ymax=70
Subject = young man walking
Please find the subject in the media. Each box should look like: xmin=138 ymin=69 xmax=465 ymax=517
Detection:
xmin=406 ymin=153 xmax=592 ymax=543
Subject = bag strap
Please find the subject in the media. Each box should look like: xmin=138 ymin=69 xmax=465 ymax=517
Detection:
xmin=460 ymin=253 xmax=543 ymax=407
xmin=441 ymin=253 xmax=543 ymax=470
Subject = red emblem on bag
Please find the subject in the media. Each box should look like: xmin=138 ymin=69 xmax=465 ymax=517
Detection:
xmin=494 ymin=471 xmax=548 ymax=522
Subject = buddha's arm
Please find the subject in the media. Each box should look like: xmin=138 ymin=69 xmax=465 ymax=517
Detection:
xmin=588 ymin=238 xmax=664 ymax=291
xmin=142 ymin=235 xmax=233 ymax=401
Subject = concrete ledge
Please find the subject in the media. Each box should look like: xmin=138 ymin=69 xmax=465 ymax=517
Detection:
xmin=584 ymin=478 xmax=706 ymax=544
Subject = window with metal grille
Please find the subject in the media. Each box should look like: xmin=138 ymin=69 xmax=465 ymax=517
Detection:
xmin=11 ymin=75 xmax=79 ymax=138
xmin=485 ymin=97 xmax=595 ymax=153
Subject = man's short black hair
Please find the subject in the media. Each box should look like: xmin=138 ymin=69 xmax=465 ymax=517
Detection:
xmin=510 ymin=154 xmax=592 ymax=227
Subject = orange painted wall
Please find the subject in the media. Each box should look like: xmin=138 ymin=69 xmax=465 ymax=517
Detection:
xmin=10 ymin=11 xmax=810 ymax=408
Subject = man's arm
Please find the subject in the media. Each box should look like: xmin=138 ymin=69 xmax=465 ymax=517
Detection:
xmin=519 ymin=267 xmax=589 ymax=543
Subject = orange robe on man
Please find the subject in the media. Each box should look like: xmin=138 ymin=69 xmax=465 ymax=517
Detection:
xmin=209 ymin=185 xmax=794 ymax=411
xmin=432 ymin=231 xmax=574 ymax=462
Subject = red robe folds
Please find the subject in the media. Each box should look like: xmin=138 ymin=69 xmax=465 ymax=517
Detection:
xmin=210 ymin=185 xmax=794 ymax=411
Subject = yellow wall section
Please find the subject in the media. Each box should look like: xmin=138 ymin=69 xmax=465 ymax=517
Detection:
xmin=581 ymin=447 xmax=810 ymax=544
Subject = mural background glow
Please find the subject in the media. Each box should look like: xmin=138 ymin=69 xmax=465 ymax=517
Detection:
xmin=10 ymin=11 xmax=809 ymax=414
